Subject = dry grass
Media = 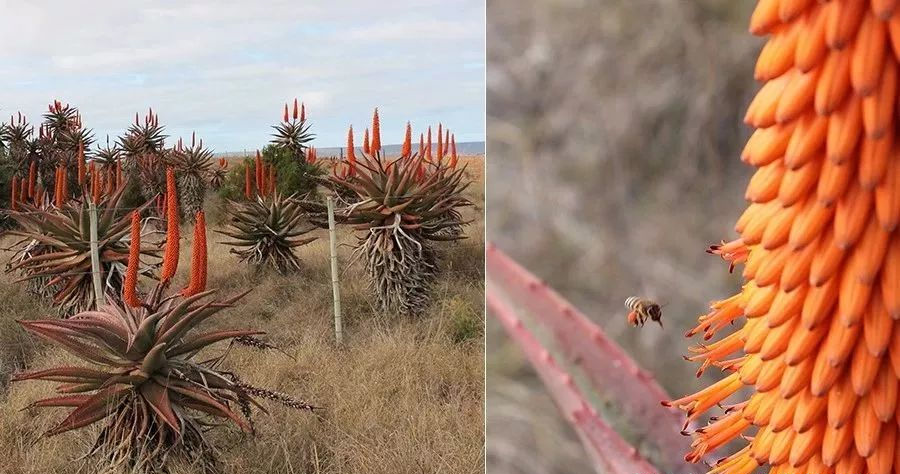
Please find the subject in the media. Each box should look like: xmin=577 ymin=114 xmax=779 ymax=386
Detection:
xmin=0 ymin=158 xmax=484 ymax=474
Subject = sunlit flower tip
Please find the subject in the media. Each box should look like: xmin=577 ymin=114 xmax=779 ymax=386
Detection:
xmin=371 ymin=108 xmax=381 ymax=152
xmin=293 ymin=98 xmax=299 ymax=120
xmin=363 ymin=128 xmax=371 ymax=154
xmin=161 ymin=167 xmax=179 ymax=283
xmin=122 ymin=211 xmax=142 ymax=308
xmin=181 ymin=211 xmax=208 ymax=297
xmin=283 ymin=103 xmax=289 ymax=122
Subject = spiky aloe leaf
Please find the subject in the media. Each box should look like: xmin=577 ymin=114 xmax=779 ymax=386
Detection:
xmin=488 ymin=291 xmax=662 ymax=474
xmin=487 ymin=244 xmax=699 ymax=474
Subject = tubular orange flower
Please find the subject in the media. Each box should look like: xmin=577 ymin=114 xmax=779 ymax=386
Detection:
xmin=292 ymin=98 xmax=299 ymax=120
xmin=308 ymin=147 xmax=317 ymax=164
xmin=181 ymin=210 xmax=207 ymax=297
xmin=437 ymin=123 xmax=443 ymax=161
xmin=426 ymin=126 xmax=433 ymax=160
xmin=283 ymin=103 xmax=289 ymax=123
xmin=419 ymin=132 xmax=425 ymax=157
xmin=301 ymin=102 xmax=306 ymax=122
xmin=402 ymin=122 xmax=412 ymax=157
xmin=90 ymin=162 xmax=100 ymax=204
xmin=347 ymin=125 xmax=357 ymax=176
xmin=19 ymin=177 xmax=26 ymax=203
xmin=450 ymin=134 xmax=458 ymax=169
xmin=10 ymin=176 xmax=18 ymax=211
xmin=371 ymin=108 xmax=381 ymax=152
xmin=122 ymin=211 xmax=141 ymax=308
xmin=160 ymin=167 xmax=179 ymax=283
xmin=27 ymin=160 xmax=35 ymax=198
xmin=674 ymin=3 xmax=900 ymax=474
xmin=244 ymin=161 xmax=252 ymax=199
xmin=363 ymin=127 xmax=370 ymax=154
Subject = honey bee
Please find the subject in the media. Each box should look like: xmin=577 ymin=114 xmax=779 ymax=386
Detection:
xmin=624 ymin=296 xmax=663 ymax=327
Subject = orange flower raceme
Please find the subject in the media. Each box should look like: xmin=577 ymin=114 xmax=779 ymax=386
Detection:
xmin=371 ymin=108 xmax=381 ymax=152
xmin=673 ymin=3 xmax=900 ymax=474
xmin=450 ymin=134 xmax=458 ymax=169
xmin=27 ymin=160 xmax=35 ymax=198
xmin=363 ymin=127 xmax=370 ymax=154
xmin=437 ymin=123 xmax=443 ymax=160
xmin=160 ymin=167 xmax=179 ymax=283
xmin=255 ymin=150 xmax=263 ymax=193
xmin=77 ymin=141 xmax=86 ymax=186
xmin=347 ymin=125 xmax=357 ymax=176
xmin=181 ymin=210 xmax=207 ymax=297
xmin=402 ymin=121 xmax=412 ymax=157
xmin=122 ymin=211 xmax=142 ymax=308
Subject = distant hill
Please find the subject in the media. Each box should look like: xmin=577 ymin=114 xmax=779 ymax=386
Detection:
xmin=215 ymin=141 xmax=485 ymax=159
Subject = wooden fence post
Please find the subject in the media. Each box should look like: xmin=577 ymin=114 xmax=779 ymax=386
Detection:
xmin=327 ymin=196 xmax=344 ymax=345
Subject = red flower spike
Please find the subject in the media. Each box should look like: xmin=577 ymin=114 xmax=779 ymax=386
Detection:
xmin=181 ymin=211 xmax=207 ymax=297
xmin=301 ymin=102 xmax=306 ymax=121
xmin=347 ymin=126 xmax=357 ymax=176
xmin=122 ymin=211 xmax=142 ymax=308
xmin=293 ymin=98 xmax=299 ymax=120
xmin=371 ymin=108 xmax=381 ymax=152
xmin=283 ymin=104 xmax=289 ymax=123
xmin=254 ymin=152 xmax=263 ymax=195
xmin=437 ymin=123 xmax=443 ymax=161
xmin=402 ymin=122 xmax=412 ymax=157
xmin=161 ymin=167 xmax=180 ymax=283
xmin=450 ymin=135 xmax=458 ymax=169
xmin=363 ymin=128 xmax=370 ymax=154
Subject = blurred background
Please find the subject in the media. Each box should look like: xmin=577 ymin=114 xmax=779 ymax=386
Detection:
xmin=487 ymin=0 xmax=763 ymax=472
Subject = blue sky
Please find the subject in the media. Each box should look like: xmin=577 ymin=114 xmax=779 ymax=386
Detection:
xmin=0 ymin=1 xmax=485 ymax=152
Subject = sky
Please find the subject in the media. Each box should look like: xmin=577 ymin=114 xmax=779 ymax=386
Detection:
xmin=0 ymin=1 xmax=485 ymax=152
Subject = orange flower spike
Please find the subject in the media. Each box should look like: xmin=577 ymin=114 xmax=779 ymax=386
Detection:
xmin=122 ymin=211 xmax=142 ymax=308
xmin=426 ymin=126 xmax=433 ymax=160
xmin=371 ymin=108 xmax=381 ymax=152
xmin=419 ymin=132 xmax=425 ymax=157
xmin=402 ymin=122 xmax=412 ymax=157
xmin=244 ymin=160 xmax=252 ymax=199
xmin=292 ymin=98 xmax=299 ymax=120
xmin=347 ymin=126 xmax=357 ymax=176
xmin=27 ymin=160 xmax=35 ymax=198
xmin=19 ymin=177 xmax=26 ymax=203
xmin=181 ymin=210 xmax=207 ymax=297
xmin=77 ymin=141 xmax=86 ymax=186
xmin=675 ymin=3 xmax=900 ymax=472
xmin=160 ymin=167 xmax=179 ymax=283
xmin=437 ymin=123 xmax=444 ymax=161
xmin=301 ymin=102 xmax=306 ymax=122
xmin=363 ymin=127 xmax=370 ymax=154
xmin=10 ymin=176 xmax=18 ymax=211
xmin=283 ymin=103 xmax=289 ymax=123
xmin=450 ymin=135 xmax=458 ymax=169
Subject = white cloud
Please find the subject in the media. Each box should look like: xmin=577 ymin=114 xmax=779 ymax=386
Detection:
xmin=0 ymin=1 xmax=485 ymax=149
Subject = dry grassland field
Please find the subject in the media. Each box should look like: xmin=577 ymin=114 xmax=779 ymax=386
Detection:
xmin=0 ymin=156 xmax=485 ymax=474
